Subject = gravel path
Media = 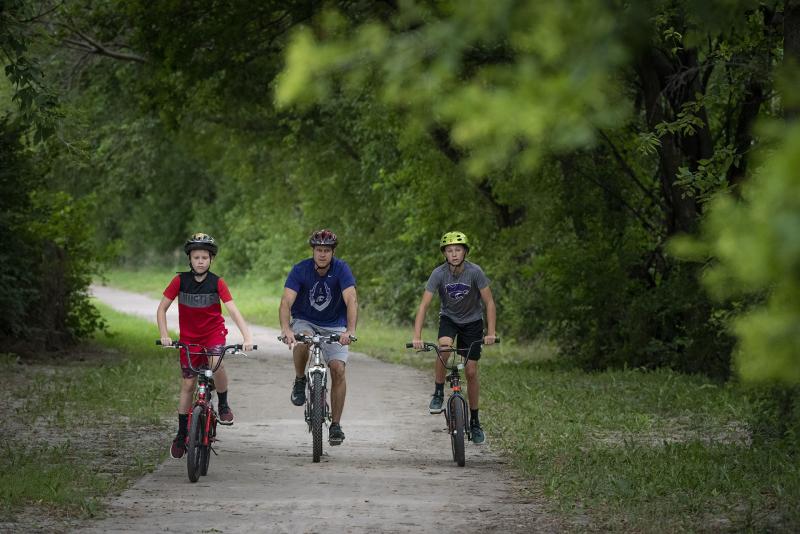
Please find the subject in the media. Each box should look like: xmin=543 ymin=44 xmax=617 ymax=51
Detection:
xmin=82 ymin=285 xmax=552 ymax=533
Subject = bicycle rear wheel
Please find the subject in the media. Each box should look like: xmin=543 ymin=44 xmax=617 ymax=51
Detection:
xmin=311 ymin=372 xmax=324 ymax=463
xmin=450 ymin=396 xmax=466 ymax=467
xmin=187 ymin=405 xmax=204 ymax=482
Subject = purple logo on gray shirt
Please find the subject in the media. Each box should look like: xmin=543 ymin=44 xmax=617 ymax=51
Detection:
xmin=445 ymin=282 xmax=470 ymax=301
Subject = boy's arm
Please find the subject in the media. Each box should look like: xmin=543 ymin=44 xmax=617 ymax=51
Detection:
xmin=412 ymin=290 xmax=434 ymax=348
xmin=156 ymin=296 xmax=174 ymax=346
xmin=279 ymin=287 xmax=298 ymax=347
xmin=339 ymin=286 xmax=358 ymax=345
xmin=480 ymin=286 xmax=497 ymax=344
xmin=223 ymin=300 xmax=254 ymax=351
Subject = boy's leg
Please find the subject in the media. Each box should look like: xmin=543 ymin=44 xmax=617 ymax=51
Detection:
xmin=171 ymin=375 xmax=196 ymax=459
xmin=214 ymin=364 xmax=235 ymax=425
xmin=459 ymin=319 xmax=486 ymax=444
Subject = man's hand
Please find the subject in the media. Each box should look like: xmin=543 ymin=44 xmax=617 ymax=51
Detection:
xmin=483 ymin=334 xmax=497 ymax=345
xmin=339 ymin=331 xmax=354 ymax=345
xmin=281 ymin=329 xmax=296 ymax=349
xmin=412 ymin=337 xmax=424 ymax=349
xmin=160 ymin=336 xmax=173 ymax=347
xmin=242 ymin=341 xmax=254 ymax=352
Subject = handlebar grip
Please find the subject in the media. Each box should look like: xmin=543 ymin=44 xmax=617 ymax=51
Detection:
xmin=405 ymin=343 xmax=414 ymax=348
xmin=156 ymin=340 xmax=162 ymax=345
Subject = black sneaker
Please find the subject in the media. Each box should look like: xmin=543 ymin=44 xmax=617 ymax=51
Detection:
xmin=429 ymin=393 xmax=444 ymax=414
xmin=291 ymin=377 xmax=307 ymax=406
xmin=471 ymin=421 xmax=486 ymax=445
xmin=170 ymin=434 xmax=186 ymax=459
xmin=218 ymin=404 xmax=234 ymax=425
xmin=329 ymin=422 xmax=345 ymax=445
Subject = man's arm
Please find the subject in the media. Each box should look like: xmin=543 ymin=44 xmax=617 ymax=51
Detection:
xmin=156 ymin=296 xmax=174 ymax=346
xmin=279 ymin=287 xmax=298 ymax=346
xmin=480 ymin=286 xmax=497 ymax=344
xmin=412 ymin=290 xmax=434 ymax=348
xmin=223 ymin=300 xmax=254 ymax=351
xmin=339 ymin=286 xmax=358 ymax=345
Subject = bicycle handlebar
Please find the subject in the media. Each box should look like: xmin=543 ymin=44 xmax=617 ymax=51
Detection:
xmin=278 ymin=333 xmax=358 ymax=344
xmin=405 ymin=339 xmax=500 ymax=350
xmin=156 ymin=341 xmax=257 ymax=350
xmin=156 ymin=340 xmax=255 ymax=374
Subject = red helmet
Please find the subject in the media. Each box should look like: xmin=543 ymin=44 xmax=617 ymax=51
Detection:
xmin=184 ymin=232 xmax=218 ymax=256
xmin=309 ymin=229 xmax=338 ymax=248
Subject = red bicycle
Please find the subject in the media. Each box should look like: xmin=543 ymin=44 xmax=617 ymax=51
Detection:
xmin=157 ymin=341 xmax=255 ymax=482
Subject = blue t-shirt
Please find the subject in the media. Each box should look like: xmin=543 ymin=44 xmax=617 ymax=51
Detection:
xmin=284 ymin=257 xmax=356 ymax=328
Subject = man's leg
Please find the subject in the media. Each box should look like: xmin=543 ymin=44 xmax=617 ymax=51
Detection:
xmin=291 ymin=343 xmax=310 ymax=405
xmin=329 ymin=359 xmax=347 ymax=423
xmin=328 ymin=359 xmax=347 ymax=445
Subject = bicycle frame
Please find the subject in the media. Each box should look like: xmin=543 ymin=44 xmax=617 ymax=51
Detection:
xmin=279 ymin=332 xmax=355 ymax=462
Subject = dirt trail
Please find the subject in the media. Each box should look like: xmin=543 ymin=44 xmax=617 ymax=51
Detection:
xmin=83 ymin=285 xmax=552 ymax=533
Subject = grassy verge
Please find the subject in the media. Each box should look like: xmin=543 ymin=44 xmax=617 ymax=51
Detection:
xmin=482 ymin=359 xmax=800 ymax=531
xmin=98 ymin=268 xmax=800 ymax=531
xmin=1 ymin=303 xmax=176 ymax=530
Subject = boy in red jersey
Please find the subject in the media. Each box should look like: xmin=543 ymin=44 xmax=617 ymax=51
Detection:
xmin=157 ymin=233 xmax=254 ymax=459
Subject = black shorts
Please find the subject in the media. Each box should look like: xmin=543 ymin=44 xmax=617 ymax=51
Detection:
xmin=437 ymin=315 xmax=484 ymax=361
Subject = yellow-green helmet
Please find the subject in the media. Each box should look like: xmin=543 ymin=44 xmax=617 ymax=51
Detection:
xmin=439 ymin=231 xmax=470 ymax=252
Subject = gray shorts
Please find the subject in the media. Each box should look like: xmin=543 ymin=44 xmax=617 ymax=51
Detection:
xmin=290 ymin=319 xmax=349 ymax=364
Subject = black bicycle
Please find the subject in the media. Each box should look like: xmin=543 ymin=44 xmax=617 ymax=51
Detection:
xmin=157 ymin=341 xmax=255 ymax=482
xmin=406 ymin=339 xmax=498 ymax=467
xmin=279 ymin=332 xmax=356 ymax=462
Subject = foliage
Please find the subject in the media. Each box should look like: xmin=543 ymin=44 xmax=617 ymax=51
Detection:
xmin=2 ymin=0 xmax=795 ymax=382
xmin=673 ymin=120 xmax=800 ymax=384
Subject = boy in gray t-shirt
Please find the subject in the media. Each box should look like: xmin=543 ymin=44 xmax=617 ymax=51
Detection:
xmin=411 ymin=231 xmax=497 ymax=445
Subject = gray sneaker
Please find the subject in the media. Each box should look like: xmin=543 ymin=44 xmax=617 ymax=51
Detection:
xmin=471 ymin=421 xmax=486 ymax=445
xmin=429 ymin=393 xmax=444 ymax=414
xmin=291 ymin=377 xmax=306 ymax=406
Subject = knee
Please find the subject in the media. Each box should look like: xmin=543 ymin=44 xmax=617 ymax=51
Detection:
xmin=329 ymin=361 xmax=346 ymax=381
xmin=181 ymin=378 xmax=195 ymax=392
xmin=465 ymin=365 xmax=478 ymax=381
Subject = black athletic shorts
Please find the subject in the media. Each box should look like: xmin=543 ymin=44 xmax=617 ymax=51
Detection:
xmin=437 ymin=315 xmax=484 ymax=361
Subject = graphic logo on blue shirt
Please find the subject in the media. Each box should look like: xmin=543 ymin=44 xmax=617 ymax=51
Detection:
xmin=309 ymin=281 xmax=333 ymax=311
xmin=445 ymin=283 xmax=470 ymax=301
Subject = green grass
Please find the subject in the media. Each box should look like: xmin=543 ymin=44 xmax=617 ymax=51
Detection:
xmin=482 ymin=361 xmax=800 ymax=531
xmin=2 ymin=304 xmax=177 ymax=523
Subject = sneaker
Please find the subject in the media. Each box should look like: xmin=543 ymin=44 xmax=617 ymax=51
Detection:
xmin=291 ymin=377 xmax=307 ymax=406
xmin=329 ymin=422 xmax=345 ymax=445
xmin=218 ymin=404 xmax=234 ymax=425
xmin=429 ymin=393 xmax=444 ymax=414
xmin=471 ymin=421 xmax=486 ymax=445
xmin=170 ymin=434 xmax=186 ymax=459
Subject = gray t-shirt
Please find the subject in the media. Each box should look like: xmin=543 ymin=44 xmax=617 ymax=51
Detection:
xmin=425 ymin=261 xmax=490 ymax=324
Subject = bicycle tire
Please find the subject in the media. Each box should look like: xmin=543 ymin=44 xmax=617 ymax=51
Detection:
xmin=311 ymin=372 xmax=324 ymax=463
xmin=450 ymin=396 xmax=466 ymax=467
xmin=187 ymin=405 xmax=204 ymax=482
xmin=199 ymin=412 xmax=214 ymax=476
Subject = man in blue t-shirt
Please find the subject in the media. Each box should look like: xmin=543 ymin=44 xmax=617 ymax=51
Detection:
xmin=279 ymin=229 xmax=358 ymax=445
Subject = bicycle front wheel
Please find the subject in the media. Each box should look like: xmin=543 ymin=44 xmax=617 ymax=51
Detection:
xmin=199 ymin=414 xmax=214 ymax=476
xmin=187 ymin=405 xmax=204 ymax=482
xmin=450 ymin=396 xmax=466 ymax=467
xmin=311 ymin=372 xmax=324 ymax=463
